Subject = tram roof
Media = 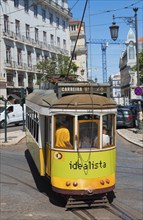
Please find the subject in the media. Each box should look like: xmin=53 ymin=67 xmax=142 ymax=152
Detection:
xmin=26 ymin=90 xmax=117 ymax=109
xmin=52 ymin=94 xmax=116 ymax=109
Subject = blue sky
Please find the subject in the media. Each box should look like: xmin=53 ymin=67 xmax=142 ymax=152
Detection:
xmin=68 ymin=0 xmax=143 ymax=82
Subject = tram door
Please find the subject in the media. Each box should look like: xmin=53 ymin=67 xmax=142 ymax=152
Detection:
xmin=45 ymin=116 xmax=52 ymax=176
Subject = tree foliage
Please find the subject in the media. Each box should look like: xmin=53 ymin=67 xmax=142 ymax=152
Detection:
xmin=132 ymin=51 xmax=143 ymax=83
xmin=138 ymin=51 xmax=143 ymax=83
xmin=36 ymin=54 xmax=79 ymax=83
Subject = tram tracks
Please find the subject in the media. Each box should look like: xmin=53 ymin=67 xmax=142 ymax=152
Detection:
xmin=70 ymin=203 xmax=139 ymax=220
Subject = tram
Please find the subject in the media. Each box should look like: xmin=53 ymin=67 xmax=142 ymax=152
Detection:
xmin=26 ymin=82 xmax=117 ymax=207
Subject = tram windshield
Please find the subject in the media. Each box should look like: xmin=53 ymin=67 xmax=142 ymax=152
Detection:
xmin=54 ymin=113 xmax=115 ymax=150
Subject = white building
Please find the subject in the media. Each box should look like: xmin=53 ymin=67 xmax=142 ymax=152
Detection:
xmin=119 ymin=28 xmax=143 ymax=102
xmin=0 ymin=0 xmax=72 ymax=98
xmin=109 ymin=73 xmax=125 ymax=105
xmin=69 ymin=20 xmax=88 ymax=81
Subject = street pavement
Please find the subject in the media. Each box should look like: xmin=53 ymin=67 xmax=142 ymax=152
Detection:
xmin=0 ymin=128 xmax=142 ymax=147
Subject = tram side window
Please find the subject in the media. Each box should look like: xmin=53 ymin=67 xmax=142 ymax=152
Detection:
xmin=54 ymin=115 xmax=74 ymax=149
xmin=26 ymin=107 xmax=39 ymax=142
xmin=78 ymin=115 xmax=99 ymax=149
xmin=102 ymin=114 xmax=115 ymax=147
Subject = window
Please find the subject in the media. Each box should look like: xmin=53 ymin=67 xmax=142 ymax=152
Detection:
xmin=26 ymin=107 xmax=39 ymax=142
xmin=33 ymin=4 xmax=38 ymax=17
xmin=4 ymin=15 xmax=9 ymax=33
xmin=35 ymin=28 xmax=39 ymax=42
xmin=61 ymin=0 xmax=64 ymax=7
xmin=36 ymin=53 xmax=40 ymax=62
xmin=17 ymin=49 xmax=22 ymax=66
xmin=15 ymin=19 xmax=20 ymax=36
xmin=70 ymin=25 xmax=76 ymax=31
xmin=24 ymin=0 xmax=29 ymax=12
xmin=62 ymin=20 xmax=65 ymax=31
xmin=42 ymin=9 xmax=46 ymax=21
xmin=14 ymin=0 xmax=19 ymax=7
xmin=6 ymin=46 xmax=11 ymax=64
xmin=129 ymin=42 xmax=135 ymax=60
xmin=72 ymin=53 xmax=77 ymax=60
xmin=50 ymin=34 xmax=54 ymax=45
xmin=43 ymin=31 xmax=47 ymax=44
xmin=49 ymin=13 xmax=53 ymax=24
xmin=102 ymin=114 xmax=115 ymax=147
xmin=27 ymin=51 xmax=32 ymax=67
xmin=57 ymin=37 xmax=60 ymax=47
xmin=54 ymin=115 xmax=74 ymax=149
xmin=56 ymin=17 xmax=60 ymax=27
xmin=63 ymin=39 xmax=66 ymax=49
xmin=78 ymin=115 xmax=99 ymax=149
xmin=25 ymin=24 xmax=30 ymax=39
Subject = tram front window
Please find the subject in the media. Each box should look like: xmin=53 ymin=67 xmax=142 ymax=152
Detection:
xmin=102 ymin=114 xmax=115 ymax=147
xmin=55 ymin=115 xmax=74 ymax=149
xmin=78 ymin=115 xmax=99 ymax=149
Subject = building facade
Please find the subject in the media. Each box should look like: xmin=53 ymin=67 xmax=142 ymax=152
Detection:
xmin=0 ymin=0 xmax=72 ymax=98
xmin=119 ymin=28 xmax=143 ymax=103
xmin=69 ymin=20 xmax=88 ymax=81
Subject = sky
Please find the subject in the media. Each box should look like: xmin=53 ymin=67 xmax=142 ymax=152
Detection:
xmin=68 ymin=0 xmax=143 ymax=83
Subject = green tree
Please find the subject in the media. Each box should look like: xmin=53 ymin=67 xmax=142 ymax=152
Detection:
xmin=138 ymin=51 xmax=143 ymax=83
xmin=36 ymin=55 xmax=79 ymax=83
xmin=132 ymin=51 xmax=143 ymax=84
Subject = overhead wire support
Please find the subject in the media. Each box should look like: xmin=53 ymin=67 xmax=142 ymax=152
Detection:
xmin=66 ymin=0 xmax=89 ymax=80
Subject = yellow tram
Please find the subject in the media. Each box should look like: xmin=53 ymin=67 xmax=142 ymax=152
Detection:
xmin=26 ymin=82 xmax=117 ymax=206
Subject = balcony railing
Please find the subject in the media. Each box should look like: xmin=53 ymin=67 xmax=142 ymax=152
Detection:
xmin=41 ymin=0 xmax=72 ymax=18
xmin=7 ymin=81 xmax=14 ymax=86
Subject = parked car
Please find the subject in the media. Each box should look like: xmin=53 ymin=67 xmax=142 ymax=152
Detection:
xmin=117 ymin=106 xmax=134 ymax=128
xmin=0 ymin=104 xmax=25 ymax=128
xmin=126 ymin=104 xmax=138 ymax=127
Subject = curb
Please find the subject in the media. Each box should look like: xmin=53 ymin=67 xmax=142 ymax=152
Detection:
xmin=0 ymin=132 xmax=26 ymax=146
xmin=117 ymin=130 xmax=143 ymax=148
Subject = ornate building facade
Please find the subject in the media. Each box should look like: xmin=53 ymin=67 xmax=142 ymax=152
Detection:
xmin=0 ymin=0 xmax=72 ymax=98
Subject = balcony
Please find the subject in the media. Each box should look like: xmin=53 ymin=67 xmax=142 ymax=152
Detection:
xmin=18 ymin=82 xmax=24 ymax=86
xmin=41 ymin=0 xmax=72 ymax=19
xmin=3 ymin=30 xmax=15 ymax=39
xmin=7 ymin=81 xmax=14 ymax=86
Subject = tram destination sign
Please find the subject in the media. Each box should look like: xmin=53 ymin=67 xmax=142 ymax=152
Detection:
xmin=56 ymin=82 xmax=111 ymax=98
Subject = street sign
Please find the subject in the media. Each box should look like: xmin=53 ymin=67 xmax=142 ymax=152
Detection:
xmin=134 ymin=87 xmax=143 ymax=96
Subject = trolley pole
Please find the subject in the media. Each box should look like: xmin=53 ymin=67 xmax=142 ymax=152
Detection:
xmin=0 ymin=96 xmax=8 ymax=142
xmin=20 ymin=88 xmax=26 ymax=132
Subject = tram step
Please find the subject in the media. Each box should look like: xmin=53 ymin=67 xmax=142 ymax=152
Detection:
xmin=66 ymin=195 xmax=108 ymax=209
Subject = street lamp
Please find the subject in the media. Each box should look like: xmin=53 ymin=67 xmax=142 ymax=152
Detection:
xmin=109 ymin=8 xmax=142 ymax=132
xmin=109 ymin=8 xmax=140 ymax=86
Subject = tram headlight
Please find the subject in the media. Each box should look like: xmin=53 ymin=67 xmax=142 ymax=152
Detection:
xmin=66 ymin=181 xmax=71 ymax=186
xmin=100 ymin=180 xmax=105 ymax=185
xmin=106 ymin=179 xmax=110 ymax=184
xmin=73 ymin=182 xmax=78 ymax=187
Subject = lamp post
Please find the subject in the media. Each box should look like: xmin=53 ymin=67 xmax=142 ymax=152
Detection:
xmin=109 ymin=8 xmax=140 ymax=86
xmin=109 ymin=8 xmax=142 ymax=132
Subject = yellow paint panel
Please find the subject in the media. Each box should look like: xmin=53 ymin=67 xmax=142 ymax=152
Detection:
xmin=52 ymin=173 xmax=115 ymax=190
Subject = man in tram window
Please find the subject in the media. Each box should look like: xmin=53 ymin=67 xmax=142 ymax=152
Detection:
xmin=80 ymin=132 xmax=91 ymax=148
xmin=55 ymin=119 xmax=73 ymax=148
xmin=93 ymin=126 xmax=110 ymax=147
xmin=102 ymin=126 xmax=110 ymax=146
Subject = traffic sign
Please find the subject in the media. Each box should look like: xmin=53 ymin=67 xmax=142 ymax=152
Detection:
xmin=134 ymin=87 xmax=143 ymax=96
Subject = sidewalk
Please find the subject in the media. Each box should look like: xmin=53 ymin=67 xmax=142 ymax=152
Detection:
xmin=117 ymin=128 xmax=143 ymax=147
xmin=0 ymin=128 xmax=142 ymax=147
xmin=0 ymin=130 xmax=26 ymax=146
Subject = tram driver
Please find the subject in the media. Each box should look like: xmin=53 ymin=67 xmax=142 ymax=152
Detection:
xmin=55 ymin=119 xmax=73 ymax=149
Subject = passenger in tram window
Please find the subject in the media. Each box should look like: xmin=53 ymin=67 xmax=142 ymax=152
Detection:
xmin=80 ymin=134 xmax=91 ymax=148
xmin=102 ymin=126 xmax=110 ymax=146
xmin=55 ymin=120 xmax=73 ymax=149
